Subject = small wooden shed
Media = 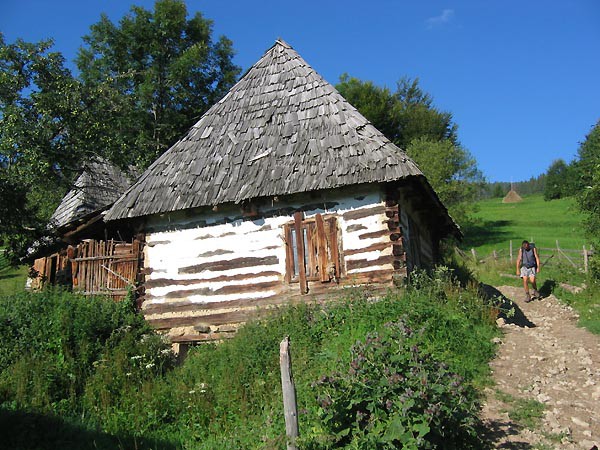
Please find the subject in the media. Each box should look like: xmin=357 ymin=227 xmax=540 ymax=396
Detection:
xmin=105 ymin=40 xmax=460 ymax=342
xmin=29 ymin=158 xmax=141 ymax=296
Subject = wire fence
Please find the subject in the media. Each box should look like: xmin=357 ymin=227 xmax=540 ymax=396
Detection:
xmin=458 ymin=240 xmax=594 ymax=274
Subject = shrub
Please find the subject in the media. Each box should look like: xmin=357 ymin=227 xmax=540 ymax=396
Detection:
xmin=309 ymin=319 xmax=483 ymax=449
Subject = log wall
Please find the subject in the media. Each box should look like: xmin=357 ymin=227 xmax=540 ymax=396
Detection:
xmin=140 ymin=185 xmax=417 ymax=342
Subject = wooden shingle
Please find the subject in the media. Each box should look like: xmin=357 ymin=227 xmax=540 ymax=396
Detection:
xmin=105 ymin=40 xmax=432 ymax=221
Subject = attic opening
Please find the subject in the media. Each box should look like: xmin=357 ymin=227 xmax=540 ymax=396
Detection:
xmin=283 ymin=212 xmax=341 ymax=293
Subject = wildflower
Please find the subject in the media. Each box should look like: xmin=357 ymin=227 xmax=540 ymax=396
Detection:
xmin=145 ymin=362 xmax=155 ymax=369
xmin=130 ymin=355 xmax=142 ymax=360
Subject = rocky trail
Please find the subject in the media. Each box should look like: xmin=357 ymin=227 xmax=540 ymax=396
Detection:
xmin=480 ymin=285 xmax=600 ymax=449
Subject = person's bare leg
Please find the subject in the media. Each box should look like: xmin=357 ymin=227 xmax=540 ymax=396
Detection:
xmin=531 ymin=276 xmax=540 ymax=298
xmin=522 ymin=276 xmax=531 ymax=302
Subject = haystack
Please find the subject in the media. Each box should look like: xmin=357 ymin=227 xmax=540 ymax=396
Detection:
xmin=502 ymin=189 xmax=523 ymax=203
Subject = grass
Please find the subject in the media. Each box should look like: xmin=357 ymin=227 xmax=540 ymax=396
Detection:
xmin=495 ymin=390 xmax=545 ymax=430
xmin=0 ymin=277 xmax=499 ymax=449
xmin=0 ymin=265 xmax=29 ymax=297
xmin=463 ymin=194 xmax=588 ymax=257
xmin=0 ymin=247 xmax=29 ymax=297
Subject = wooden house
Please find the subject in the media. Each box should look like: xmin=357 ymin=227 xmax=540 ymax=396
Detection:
xmin=105 ymin=40 xmax=460 ymax=343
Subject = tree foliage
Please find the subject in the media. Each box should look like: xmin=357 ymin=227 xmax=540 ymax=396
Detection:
xmin=0 ymin=35 xmax=79 ymax=260
xmin=336 ymin=75 xmax=481 ymax=224
xmin=0 ymin=1 xmax=240 ymax=261
xmin=76 ymin=0 xmax=240 ymax=167
xmin=576 ymin=121 xmax=600 ymax=239
xmin=543 ymin=159 xmax=576 ymax=201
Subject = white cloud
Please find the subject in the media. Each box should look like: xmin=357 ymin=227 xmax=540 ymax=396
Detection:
xmin=425 ymin=9 xmax=455 ymax=29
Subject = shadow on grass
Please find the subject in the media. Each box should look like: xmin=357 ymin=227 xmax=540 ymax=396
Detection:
xmin=538 ymin=279 xmax=557 ymax=298
xmin=478 ymin=284 xmax=536 ymax=328
xmin=479 ymin=418 xmax=533 ymax=450
xmin=461 ymin=220 xmax=512 ymax=249
xmin=0 ymin=272 xmax=23 ymax=281
xmin=0 ymin=408 xmax=179 ymax=450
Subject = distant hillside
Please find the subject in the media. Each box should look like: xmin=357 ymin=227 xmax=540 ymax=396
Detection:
xmin=462 ymin=194 xmax=587 ymax=257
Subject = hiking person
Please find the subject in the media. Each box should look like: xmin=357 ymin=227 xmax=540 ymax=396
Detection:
xmin=516 ymin=240 xmax=541 ymax=302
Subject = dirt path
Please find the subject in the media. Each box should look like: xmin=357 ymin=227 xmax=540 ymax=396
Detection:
xmin=481 ymin=285 xmax=600 ymax=449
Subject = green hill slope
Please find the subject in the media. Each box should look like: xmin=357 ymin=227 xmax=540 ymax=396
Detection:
xmin=462 ymin=194 xmax=588 ymax=257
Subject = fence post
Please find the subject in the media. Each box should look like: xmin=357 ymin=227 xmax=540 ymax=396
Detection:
xmin=583 ymin=245 xmax=589 ymax=274
xmin=471 ymin=248 xmax=477 ymax=262
xmin=280 ymin=336 xmax=299 ymax=450
xmin=510 ymin=240 xmax=513 ymax=263
xmin=556 ymin=240 xmax=560 ymax=262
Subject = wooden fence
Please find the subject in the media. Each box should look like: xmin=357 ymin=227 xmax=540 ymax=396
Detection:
xmin=31 ymin=239 xmax=143 ymax=300
xmin=460 ymin=240 xmax=594 ymax=273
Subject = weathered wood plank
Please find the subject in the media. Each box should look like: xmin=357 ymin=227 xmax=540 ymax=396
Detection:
xmin=327 ymin=217 xmax=340 ymax=279
xmin=155 ymin=280 xmax=281 ymax=299
xmin=142 ymin=294 xmax=289 ymax=315
xmin=346 ymin=254 xmax=395 ymax=271
xmin=315 ymin=214 xmax=329 ymax=282
xmin=341 ymin=205 xmax=385 ymax=221
xmin=145 ymin=271 xmax=281 ymax=289
xmin=179 ymin=255 xmax=279 ymax=274
xmin=147 ymin=309 xmax=265 ymax=330
xmin=357 ymin=229 xmax=390 ymax=240
xmin=343 ymin=241 xmax=391 ymax=257
xmin=293 ymin=211 xmax=308 ymax=294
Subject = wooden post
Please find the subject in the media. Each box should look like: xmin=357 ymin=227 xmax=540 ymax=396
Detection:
xmin=556 ymin=240 xmax=560 ymax=262
xmin=471 ymin=248 xmax=477 ymax=262
xmin=583 ymin=245 xmax=588 ymax=274
xmin=493 ymin=250 xmax=497 ymax=260
xmin=280 ymin=336 xmax=299 ymax=450
xmin=510 ymin=240 xmax=513 ymax=263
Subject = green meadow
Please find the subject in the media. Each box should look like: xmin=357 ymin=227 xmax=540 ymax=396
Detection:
xmin=462 ymin=194 xmax=588 ymax=258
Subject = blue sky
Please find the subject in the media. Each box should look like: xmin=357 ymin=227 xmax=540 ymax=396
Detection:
xmin=2 ymin=0 xmax=599 ymax=182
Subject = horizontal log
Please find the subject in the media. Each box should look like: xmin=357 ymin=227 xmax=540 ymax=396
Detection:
xmin=346 ymin=254 xmax=395 ymax=271
xmin=146 ymin=240 xmax=171 ymax=247
xmin=342 ymin=205 xmax=385 ymax=221
xmin=358 ymin=229 xmax=390 ymax=240
xmin=147 ymin=308 xmax=266 ymax=330
xmin=179 ymin=255 xmax=279 ymax=274
xmin=197 ymin=249 xmax=234 ymax=257
xmin=145 ymin=270 xmax=282 ymax=289
xmin=157 ymin=280 xmax=281 ymax=300
xmin=142 ymin=293 xmax=288 ymax=315
xmin=170 ymin=332 xmax=236 ymax=343
xmin=345 ymin=224 xmax=367 ymax=233
xmin=343 ymin=241 xmax=391 ymax=256
xmin=386 ymin=219 xmax=400 ymax=231
xmin=392 ymin=244 xmax=405 ymax=256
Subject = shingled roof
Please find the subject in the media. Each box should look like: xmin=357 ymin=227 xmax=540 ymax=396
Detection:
xmin=105 ymin=40 xmax=439 ymax=222
xmin=50 ymin=158 xmax=133 ymax=230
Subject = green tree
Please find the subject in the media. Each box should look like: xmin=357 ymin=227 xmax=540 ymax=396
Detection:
xmin=0 ymin=35 xmax=80 ymax=260
xmin=76 ymin=0 xmax=240 ymax=168
xmin=576 ymin=121 xmax=600 ymax=278
xmin=336 ymin=75 xmax=480 ymax=224
xmin=407 ymin=137 xmax=483 ymax=222
xmin=576 ymin=121 xmax=600 ymax=232
xmin=544 ymin=159 xmax=572 ymax=200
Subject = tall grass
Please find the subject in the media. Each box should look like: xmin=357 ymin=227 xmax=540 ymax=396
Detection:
xmin=0 ymin=271 xmax=499 ymax=449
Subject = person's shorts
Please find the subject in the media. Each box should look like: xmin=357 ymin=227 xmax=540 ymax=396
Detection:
xmin=520 ymin=267 xmax=536 ymax=278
